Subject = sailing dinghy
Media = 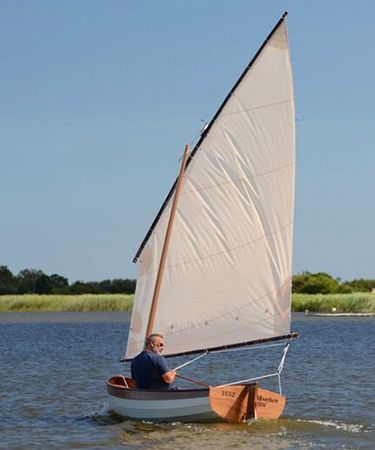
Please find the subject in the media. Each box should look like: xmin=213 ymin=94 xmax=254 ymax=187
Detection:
xmin=107 ymin=12 xmax=299 ymax=423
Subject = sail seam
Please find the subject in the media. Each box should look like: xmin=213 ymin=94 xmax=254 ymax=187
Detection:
xmin=219 ymin=98 xmax=294 ymax=117
xmin=138 ymin=220 xmax=293 ymax=277
xmin=182 ymin=161 xmax=294 ymax=197
xmin=127 ymin=276 xmax=291 ymax=357
xmin=162 ymin=280 xmax=290 ymax=340
xmin=133 ymin=13 xmax=290 ymax=262
xmin=129 ymin=314 xmax=285 ymax=358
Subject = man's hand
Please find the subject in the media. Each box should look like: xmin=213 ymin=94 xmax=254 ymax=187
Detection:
xmin=162 ymin=370 xmax=176 ymax=384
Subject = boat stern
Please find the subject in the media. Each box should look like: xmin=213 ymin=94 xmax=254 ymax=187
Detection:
xmin=209 ymin=384 xmax=286 ymax=422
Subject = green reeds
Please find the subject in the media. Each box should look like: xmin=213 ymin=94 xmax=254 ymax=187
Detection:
xmin=292 ymin=292 xmax=375 ymax=313
xmin=0 ymin=294 xmax=134 ymax=312
xmin=0 ymin=293 xmax=374 ymax=313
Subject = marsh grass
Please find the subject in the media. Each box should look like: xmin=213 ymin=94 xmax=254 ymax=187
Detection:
xmin=0 ymin=294 xmax=134 ymax=312
xmin=0 ymin=293 xmax=374 ymax=313
xmin=292 ymin=292 xmax=375 ymax=313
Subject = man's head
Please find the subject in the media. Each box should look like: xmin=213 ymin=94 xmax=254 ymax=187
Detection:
xmin=145 ymin=334 xmax=165 ymax=354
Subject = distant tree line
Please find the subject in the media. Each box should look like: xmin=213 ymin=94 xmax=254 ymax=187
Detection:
xmin=0 ymin=265 xmax=136 ymax=295
xmin=1 ymin=265 xmax=374 ymax=296
xmin=292 ymin=272 xmax=375 ymax=295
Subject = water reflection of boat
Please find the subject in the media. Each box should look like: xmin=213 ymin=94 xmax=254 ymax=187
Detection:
xmin=107 ymin=11 xmax=299 ymax=423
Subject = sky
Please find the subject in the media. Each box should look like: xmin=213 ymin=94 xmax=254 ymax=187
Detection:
xmin=1 ymin=0 xmax=374 ymax=283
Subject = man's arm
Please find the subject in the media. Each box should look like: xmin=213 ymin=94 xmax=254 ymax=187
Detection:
xmin=162 ymin=370 xmax=176 ymax=384
xmin=156 ymin=354 xmax=176 ymax=385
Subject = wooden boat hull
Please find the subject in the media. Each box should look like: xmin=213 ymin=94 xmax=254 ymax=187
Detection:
xmin=107 ymin=376 xmax=286 ymax=423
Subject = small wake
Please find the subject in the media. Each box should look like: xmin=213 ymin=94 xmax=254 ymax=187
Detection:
xmin=296 ymin=418 xmax=373 ymax=434
xmin=87 ymin=400 xmax=123 ymax=426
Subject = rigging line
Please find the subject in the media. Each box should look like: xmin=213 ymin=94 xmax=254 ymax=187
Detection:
xmin=170 ymin=344 xmax=285 ymax=372
xmin=173 ymin=351 xmax=208 ymax=371
xmin=216 ymin=372 xmax=279 ymax=388
xmin=217 ymin=342 xmax=291 ymax=389
xmin=277 ymin=343 xmax=290 ymax=374
xmin=278 ymin=373 xmax=283 ymax=395
xmin=175 ymin=374 xmax=210 ymax=388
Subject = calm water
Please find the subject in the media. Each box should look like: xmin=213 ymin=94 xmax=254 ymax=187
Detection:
xmin=0 ymin=312 xmax=374 ymax=449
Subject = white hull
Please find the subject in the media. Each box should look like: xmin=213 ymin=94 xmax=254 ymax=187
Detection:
xmin=109 ymin=391 xmax=220 ymax=422
xmin=106 ymin=14 xmax=296 ymax=424
xmin=107 ymin=376 xmax=285 ymax=423
xmin=107 ymin=376 xmax=222 ymax=422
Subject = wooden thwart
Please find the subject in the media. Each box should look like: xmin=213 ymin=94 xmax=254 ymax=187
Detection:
xmin=110 ymin=375 xmax=137 ymax=389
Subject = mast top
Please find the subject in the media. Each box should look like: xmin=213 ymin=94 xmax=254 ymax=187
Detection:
xmin=133 ymin=12 xmax=290 ymax=264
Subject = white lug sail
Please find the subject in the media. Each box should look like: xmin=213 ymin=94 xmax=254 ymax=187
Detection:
xmin=125 ymin=18 xmax=295 ymax=360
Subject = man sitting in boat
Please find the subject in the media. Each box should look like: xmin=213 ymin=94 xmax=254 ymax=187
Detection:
xmin=131 ymin=333 xmax=176 ymax=389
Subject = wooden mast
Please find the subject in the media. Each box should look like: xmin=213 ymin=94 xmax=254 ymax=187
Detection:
xmin=145 ymin=144 xmax=190 ymax=338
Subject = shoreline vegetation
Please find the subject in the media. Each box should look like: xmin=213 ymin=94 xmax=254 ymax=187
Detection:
xmin=0 ymin=293 xmax=374 ymax=313
xmin=292 ymin=293 xmax=375 ymax=314
xmin=0 ymin=294 xmax=134 ymax=312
